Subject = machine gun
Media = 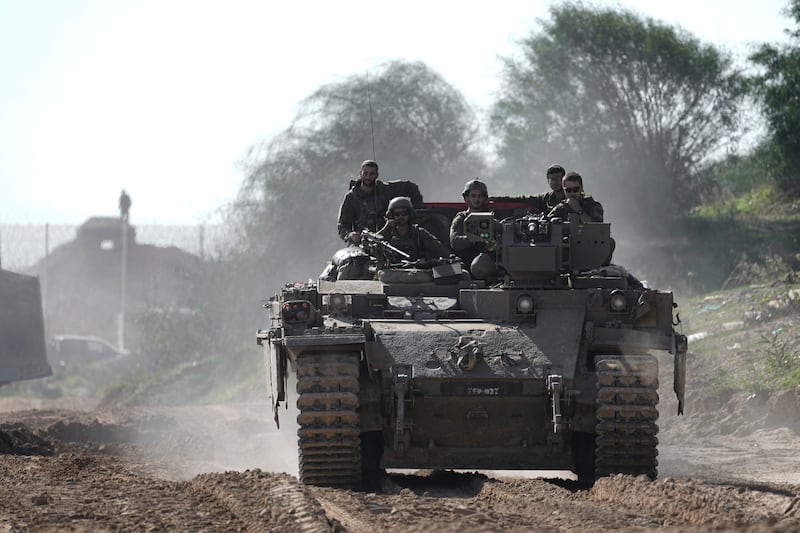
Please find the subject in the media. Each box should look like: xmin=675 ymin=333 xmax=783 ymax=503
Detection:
xmin=462 ymin=212 xmax=614 ymax=283
xmin=360 ymin=229 xmax=411 ymax=267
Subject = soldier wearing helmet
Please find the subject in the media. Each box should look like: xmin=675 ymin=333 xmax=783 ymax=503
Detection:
xmin=376 ymin=196 xmax=449 ymax=262
xmin=337 ymin=160 xmax=424 ymax=244
xmin=450 ymin=179 xmax=499 ymax=278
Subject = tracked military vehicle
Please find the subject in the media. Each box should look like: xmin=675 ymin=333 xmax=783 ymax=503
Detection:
xmin=258 ymin=204 xmax=687 ymax=488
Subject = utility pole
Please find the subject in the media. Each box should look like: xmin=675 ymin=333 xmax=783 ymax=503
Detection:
xmin=118 ymin=219 xmax=127 ymax=353
xmin=43 ymin=223 xmax=49 ymax=313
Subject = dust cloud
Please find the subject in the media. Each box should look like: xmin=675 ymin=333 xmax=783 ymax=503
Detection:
xmin=128 ymin=401 xmax=301 ymax=481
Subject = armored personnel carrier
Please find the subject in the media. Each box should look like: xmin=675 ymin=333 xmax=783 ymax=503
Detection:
xmin=258 ymin=204 xmax=687 ymax=488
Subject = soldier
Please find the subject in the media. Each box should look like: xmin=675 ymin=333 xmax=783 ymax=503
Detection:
xmin=449 ymin=179 xmax=499 ymax=278
xmin=337 ymin=160 xmax=423 ymax=244
xmin=547 ymin=171 xmax=604 ymax=223
xmin=490 ymin=163 xmax=566 ymax=213
xmin=119 ymin=189 xmax=131 ymax=221
xmin=376 ymin=197 xmax=449 ymax=262
xmin=538 ymin=163 xmax=568 ymax=211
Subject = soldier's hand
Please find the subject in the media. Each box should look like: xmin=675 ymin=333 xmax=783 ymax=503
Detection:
xmin=348 ymin=231 xmax=362 ymax=244
xmin=567 ymin=197 xmax=582 ymax=212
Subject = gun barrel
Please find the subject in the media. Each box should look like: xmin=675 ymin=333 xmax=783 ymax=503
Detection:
xmin=361 ymin=230 xmax=411 ymax=259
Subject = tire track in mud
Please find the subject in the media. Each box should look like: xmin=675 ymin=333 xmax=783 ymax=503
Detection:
xmin=187 ymin=470 xmax=331 ymax=532
xmin=475 ymin=476 xmax=666 ymax=530
xmin=313 ymin=494 xmax=375 ymax=533
xmin=587 ymin=475 xmax=800 ymax=529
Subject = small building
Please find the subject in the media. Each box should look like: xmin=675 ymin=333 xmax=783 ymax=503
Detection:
xmin=76 ymin=217 xmax=136 ymax=252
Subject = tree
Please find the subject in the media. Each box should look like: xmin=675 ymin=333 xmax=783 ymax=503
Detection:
xmin=750 ymin=0 xmax=800 ymax=194
xmin=233 ymin=60 xmax=485 ymax=284
xmin=490 ymin=3 xmax=745 ymax=229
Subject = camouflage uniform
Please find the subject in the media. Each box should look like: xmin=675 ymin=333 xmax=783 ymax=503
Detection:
xmin=337 ymin=180 xmax=423 ymax=242
xmin=383 ymin=225 xmax=449 ymax=263
xmin=547 ymin=195 xmax=604 ymax=222
xmin=449 ymin=210 xmax=500 ymax=267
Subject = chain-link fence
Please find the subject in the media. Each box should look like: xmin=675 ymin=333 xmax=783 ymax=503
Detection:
xmin=0 ymin=223 xmax=233 ymax=271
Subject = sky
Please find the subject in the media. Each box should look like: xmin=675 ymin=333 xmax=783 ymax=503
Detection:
xmin=0 ymin=0 xmax=794 ymax=225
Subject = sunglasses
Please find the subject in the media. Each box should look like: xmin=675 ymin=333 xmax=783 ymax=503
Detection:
xmin=392 ymin=210 xmax=410 ymax=217
xmin=563 ymin=186 xmax=581 ymax=193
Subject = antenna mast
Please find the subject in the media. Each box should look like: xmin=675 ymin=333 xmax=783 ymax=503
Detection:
xmin=366 ymin=70 xmax=376 ymax=160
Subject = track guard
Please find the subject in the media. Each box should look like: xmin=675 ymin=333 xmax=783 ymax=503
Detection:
xmin=672 ymin=333 xmax=687 ymax=415
xmin=260 ymin=330 xmax=287 ymax=428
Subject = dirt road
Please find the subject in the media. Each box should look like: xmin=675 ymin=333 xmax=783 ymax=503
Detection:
xmin=1 ymin=396 xmax=799 ymax=532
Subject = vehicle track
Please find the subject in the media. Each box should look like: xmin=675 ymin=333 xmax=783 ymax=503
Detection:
xmin=296 ymin=351 xmax=362 ymax=489
xmin=595 ymin=355 xmax=660 ymax=479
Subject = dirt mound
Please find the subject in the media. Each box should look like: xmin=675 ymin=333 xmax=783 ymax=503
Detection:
xmin=0 ymin=423 xmax=53 ymax=455
xmin=45 ymin=419 xmax=136 ymax=444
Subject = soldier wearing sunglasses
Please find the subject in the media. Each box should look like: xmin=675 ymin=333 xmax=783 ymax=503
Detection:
xmin=546 ymin=172 xmax=604 ymax=223
xmin=377 ymin=196 xmax=449 ymax=262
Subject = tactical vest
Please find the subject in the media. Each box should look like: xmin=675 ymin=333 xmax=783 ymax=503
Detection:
xmin=357 ymin=191 xmax=388 ymax=232
xmin=387 ymin=227 xmax=424 ymax=260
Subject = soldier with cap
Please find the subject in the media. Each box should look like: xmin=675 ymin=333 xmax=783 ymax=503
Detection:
xmin=376 ymin=197 xmax=449 ymax=262
xmin=450 ymin=179 xmax=500 ymax=279
xmin=337 ymin=160 xmax=423 ymax=244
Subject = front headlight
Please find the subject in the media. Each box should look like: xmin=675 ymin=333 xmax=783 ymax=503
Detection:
xmin=516 ymin=294 xmax=534 ymax=314
xmin=609 ymin=290 xmax=628 ymax=312
xmin=323 ymin=293 xmax=351 ymax=315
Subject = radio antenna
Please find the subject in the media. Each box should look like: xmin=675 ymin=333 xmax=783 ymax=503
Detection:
xmin=366 ymin=70 xmax=376 ymax=161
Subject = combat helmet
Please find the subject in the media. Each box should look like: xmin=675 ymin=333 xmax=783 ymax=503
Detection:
xmin=385 ymin=196 xmax=416 ymax=221
xmin=462 ymin=179 xmax=488 ymax=198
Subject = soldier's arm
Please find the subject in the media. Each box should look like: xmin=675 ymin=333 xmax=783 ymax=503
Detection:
xmin=585 ymin=198 xmax=604 ymax=222
xmin=337 ymin=195 xmax=358 ymax=241
xmin=449 ymin=213 xmax=472 ymax=252
xmin=421 ymin=228 xmax=450 ymax=259
xmin=546 ymin=203 xmax=565 ymax=220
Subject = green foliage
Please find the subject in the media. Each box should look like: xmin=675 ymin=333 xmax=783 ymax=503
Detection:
xmin=749 ymin=0 xmax=800 ymax=195
xmin=696 ymin=140 xmax=777 ymax=197
xmin=135 ymin=306 xmax=211 ymax=370
xmin=723 ymin=253 xmax=796 ymax=289
xmin=689 ymin=184 xmax=782 ymax=218
xmin=490 ymin=2 xmax=746 ymax=229
xmin=760 ymin=328 xmax=800 ymax=389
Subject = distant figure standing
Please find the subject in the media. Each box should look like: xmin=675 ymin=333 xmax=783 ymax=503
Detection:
xmin=119 ymin=189 xmax=131 ymax=221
